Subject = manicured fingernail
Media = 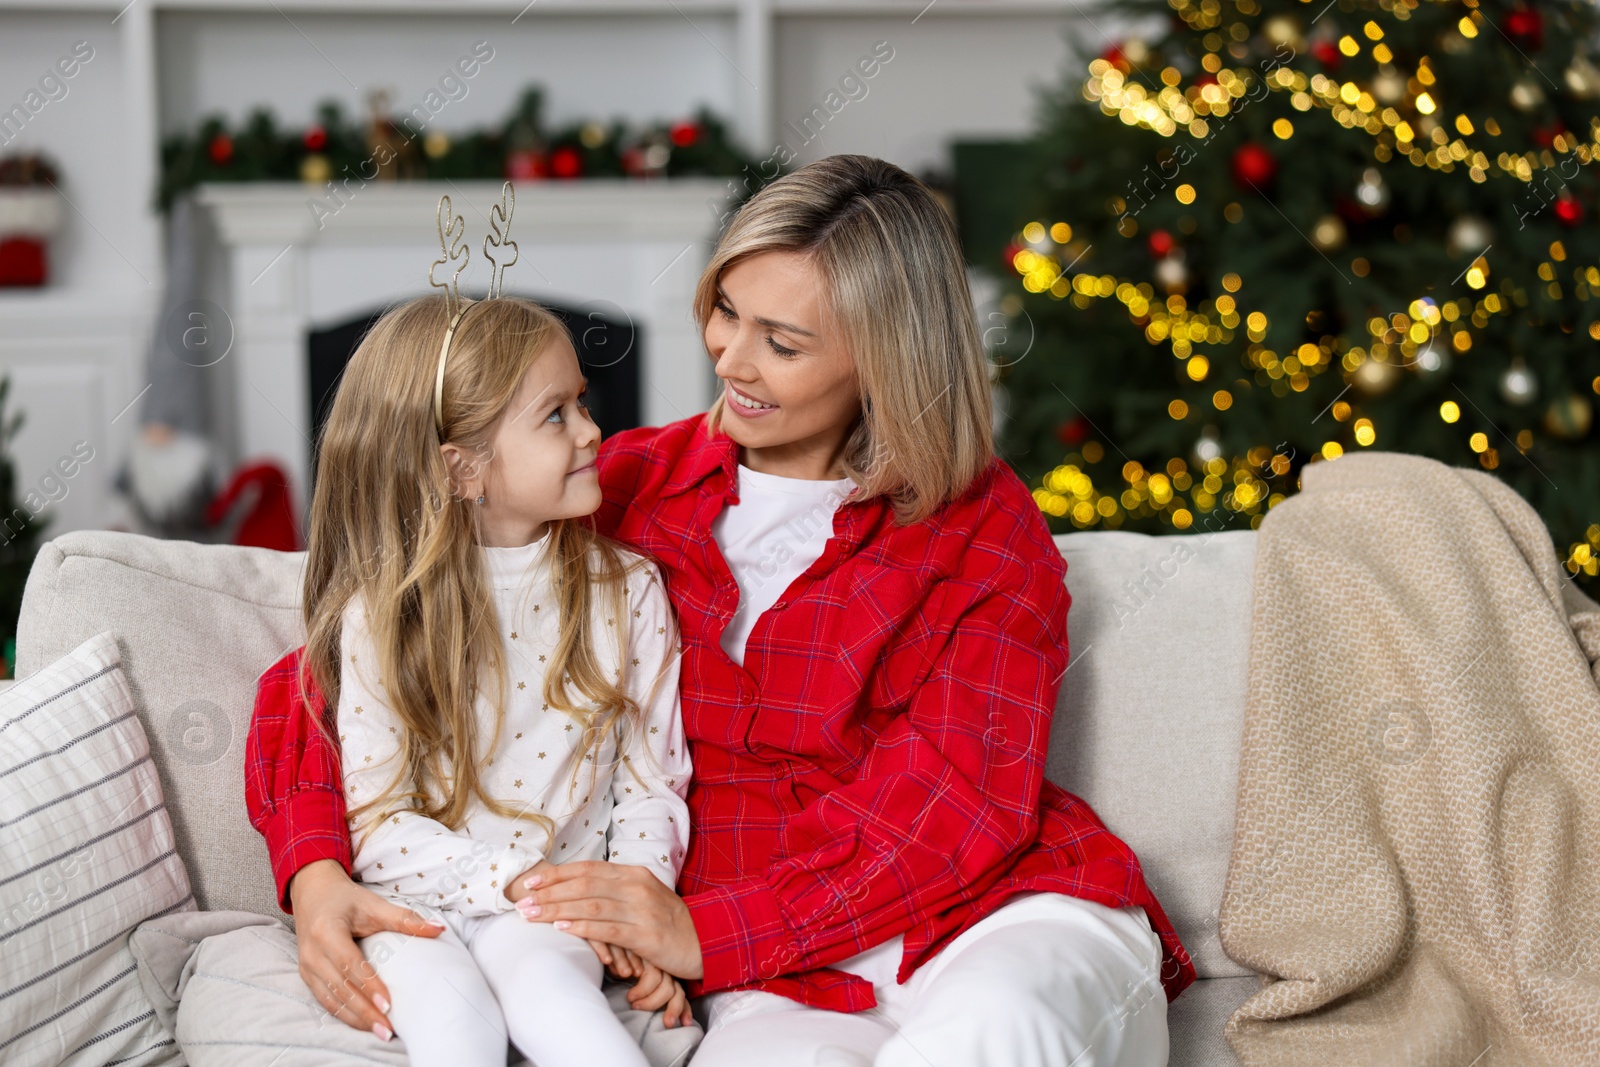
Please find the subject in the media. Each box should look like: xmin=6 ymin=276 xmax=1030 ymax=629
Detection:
xmin=426 ymin=919 xmax=446 ymax=928
xmin=373 ymin=994 xmax=391 ymax=1014
xmin=525 ymin=904 xmax=541 ymax=916
xmin=373 ymin=1023 xmax=393 ymax=1042
xmin=555 ymin=920 xmax=571 ymax=929
xmin=524 ymin=875 xmax=542 ymax=888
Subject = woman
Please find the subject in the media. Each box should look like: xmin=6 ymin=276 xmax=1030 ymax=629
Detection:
xmin=246 ymin=154 xmax=1195 ymax=1066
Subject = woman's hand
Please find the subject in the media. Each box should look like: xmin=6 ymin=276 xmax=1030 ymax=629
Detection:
xmin=515 ymin=861 xmax=705 ymax=980
xmin=289 ymin=858 xmax=446 ymax=1039
xmin=504 ymin=858 xmax=560 ymax=904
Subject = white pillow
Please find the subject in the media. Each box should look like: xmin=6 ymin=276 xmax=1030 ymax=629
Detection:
xmin=0 ymin=631 xmax=191 ymax=1067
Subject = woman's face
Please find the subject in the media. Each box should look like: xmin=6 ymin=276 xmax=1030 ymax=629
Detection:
xmin=703 ymin=250 xmax=860 ymax=468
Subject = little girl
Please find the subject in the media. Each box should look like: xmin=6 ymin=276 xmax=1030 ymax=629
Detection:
xmin=300 ymin=293 xmax=693 ymax=1066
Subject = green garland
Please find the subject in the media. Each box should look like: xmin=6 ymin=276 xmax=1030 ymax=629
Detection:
xmin=159 ymin=87 xmax=771 ymax=210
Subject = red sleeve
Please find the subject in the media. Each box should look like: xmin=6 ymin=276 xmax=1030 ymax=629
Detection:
xmin=681 ymin=476 xmax=1071 ymax=995
xmin=243 ymin=647 xmax=351 ymax=911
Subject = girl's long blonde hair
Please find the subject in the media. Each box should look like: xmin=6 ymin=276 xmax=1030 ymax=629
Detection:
xmin=301 ymin=294 xmax=652 ymax=849
xmin=696 ymin=154 xmax=995 ymax=525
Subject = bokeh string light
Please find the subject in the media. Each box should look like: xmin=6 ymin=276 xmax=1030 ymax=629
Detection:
xmin=1004 ymin=0 xmax=1600 ymax=576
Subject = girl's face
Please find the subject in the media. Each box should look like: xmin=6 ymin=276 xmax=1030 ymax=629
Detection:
xmin=442 ymin=336 xmax=602 ymax=548
xmin=703 ymin=250 xmax=861 ymax=476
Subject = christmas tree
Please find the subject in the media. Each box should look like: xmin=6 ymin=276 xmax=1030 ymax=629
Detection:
xmin=996 ymin=0 xmax=1600 ymax=583
xmin=0 ymin=375 xmax=46 ymax=670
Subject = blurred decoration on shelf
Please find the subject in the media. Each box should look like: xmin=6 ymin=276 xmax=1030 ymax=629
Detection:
xmin=365 ymin=88 xmax=424 ymax=182
xmin=0 ymin=376 xmax=47 ymax=659
xmin=205 ymin=461 xmax=301 ymax=552
xmin=982 ymin=0 xmax=1600 ymax=584
xmin=158 ymin=87 xmax=763 ymax=209
xmin=0 ymin=154 xmax=63 ymax=287
xmin=122 ymin=190 xmax=219 ymax=543
xmin=119 ymin=422 xmax=215 ymax=539
xmin=118 ymin=437 xmax=302 ymax=553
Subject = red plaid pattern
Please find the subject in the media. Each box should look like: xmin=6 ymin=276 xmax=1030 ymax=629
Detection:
xmin=244 ymin=660 xmax=350 ymax=908
xmin=244 ymin=413 xmax=1196 ymax=1011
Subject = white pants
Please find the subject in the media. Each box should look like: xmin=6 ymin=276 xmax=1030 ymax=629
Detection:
xmin=360 ymin=901 xmax=651 ymax=1067
xmin=689 ymin=892 xmax=1168 ymax=1067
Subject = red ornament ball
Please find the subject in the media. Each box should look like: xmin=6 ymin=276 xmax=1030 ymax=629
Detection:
xmin=669 ymin=122 xmax=701 ymax=148
xmin=1503 ymin=7 xmax=1543 ymax=50
xmin=1147 ymin=229 xmax=1175 ymax=258
xmin=1056 ymin=417 xmax=1090 ymax=447
xmin=505 ymin=149 xmax=547 ymax=181
xmin=1002 ymin=241 xmax=1024 ymax=271
xmin=550 ymin=146 xmax=582 ymax=179
xmin=207 ymin=134 xmax=234 ymax=166
xmin=1311 ymin=40 xmax=1342 ymax=68
xmin=621 ymin=146 xmax=646 ymax=176
xmin=1532 ymin=122 xmax=1566 ymax=148
xmin=303 ymin=126 xmax=327 ymax=152
xmin=550 ymin=145 xmax=583 ymax=179
xmin=1231 ymin=143 xmax=1278 ymax=189
xmin=1554 ymin=194 xmax=1583 ymax=227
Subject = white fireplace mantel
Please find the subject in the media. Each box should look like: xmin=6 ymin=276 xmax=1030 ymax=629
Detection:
xmin=196 ymin=178 xmax=732 ymax=522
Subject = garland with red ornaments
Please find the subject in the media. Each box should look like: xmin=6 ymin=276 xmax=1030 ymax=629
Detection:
xmin=160 ymin=86 xmax=762 ymax=209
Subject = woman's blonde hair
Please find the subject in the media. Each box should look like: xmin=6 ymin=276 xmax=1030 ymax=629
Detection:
xmin=301 ymin=294 xmax=653 ymax=853
xmin=696 ymin=154 xmax=994 ymax=525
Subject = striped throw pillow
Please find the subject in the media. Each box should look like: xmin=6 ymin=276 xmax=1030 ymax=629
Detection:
xmin=1 ymin=631 xmax=192 ymax=1066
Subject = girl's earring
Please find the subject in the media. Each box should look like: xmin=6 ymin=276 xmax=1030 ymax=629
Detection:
xmin=475 ymin=494 xmax=486 ymax=506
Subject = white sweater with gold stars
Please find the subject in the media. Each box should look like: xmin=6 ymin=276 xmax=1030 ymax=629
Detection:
xmin=337 ymin=533 xmax=691 ymax=917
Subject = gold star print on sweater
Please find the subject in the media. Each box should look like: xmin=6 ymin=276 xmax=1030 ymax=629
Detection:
xmin=337 ymin=538 xmax=692 ymax=916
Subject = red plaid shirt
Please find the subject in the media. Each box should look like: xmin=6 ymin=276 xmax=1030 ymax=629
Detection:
xmin=244 ymin=413 xmax=1196 ymax=1011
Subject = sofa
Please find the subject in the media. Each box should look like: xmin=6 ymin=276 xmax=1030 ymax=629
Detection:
xmin=12 ymin=524 xmax=1260 ymax=1066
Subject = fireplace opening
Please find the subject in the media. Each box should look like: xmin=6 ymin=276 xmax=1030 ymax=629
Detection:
xmin=308 ymin=301 xmax=642 ymax=485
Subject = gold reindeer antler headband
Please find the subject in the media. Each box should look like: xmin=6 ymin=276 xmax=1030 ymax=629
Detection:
xmin=428 ymin=181 xmax=520 ymax=431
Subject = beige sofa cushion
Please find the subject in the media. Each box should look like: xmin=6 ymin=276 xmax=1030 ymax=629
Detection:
xmin=16 ymin=532 xmax=306 ymax=921
xmin=1049 ymin=529 xmax=1256 ymax=981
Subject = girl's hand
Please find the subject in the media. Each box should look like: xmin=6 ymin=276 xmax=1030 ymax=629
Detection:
xmin=518 ymin=861 xmax=705 ymax=979
xmin=588 ymin=939 xmax=645 ymax=979
xmin=627 ymin=961 xmax=695 ymax=1029
xmin=289 ymin=859 xmax=447 ymax=1039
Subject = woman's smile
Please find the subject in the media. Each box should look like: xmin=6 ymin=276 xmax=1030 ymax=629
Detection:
xmin=725 ymin=381 xmax=780 ymax=418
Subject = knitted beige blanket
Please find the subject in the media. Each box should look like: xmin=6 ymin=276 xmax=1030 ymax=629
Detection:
xmin=1219 ymin=451 xmax=1600 ymax=1066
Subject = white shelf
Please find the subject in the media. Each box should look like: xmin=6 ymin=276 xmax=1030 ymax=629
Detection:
xmin=197 ymin=178 xmax=732 ymax=245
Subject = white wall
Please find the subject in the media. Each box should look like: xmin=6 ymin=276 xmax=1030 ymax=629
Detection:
xmin=0 ymin=10 xmax=158 ymax=293
xmin=0 ymin=8 xmax=156 ymax=538
xmin=156 ymin=11 xmax=743 ymax=137
xmin=771 ymin=14 xmax=1079 ymax=175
